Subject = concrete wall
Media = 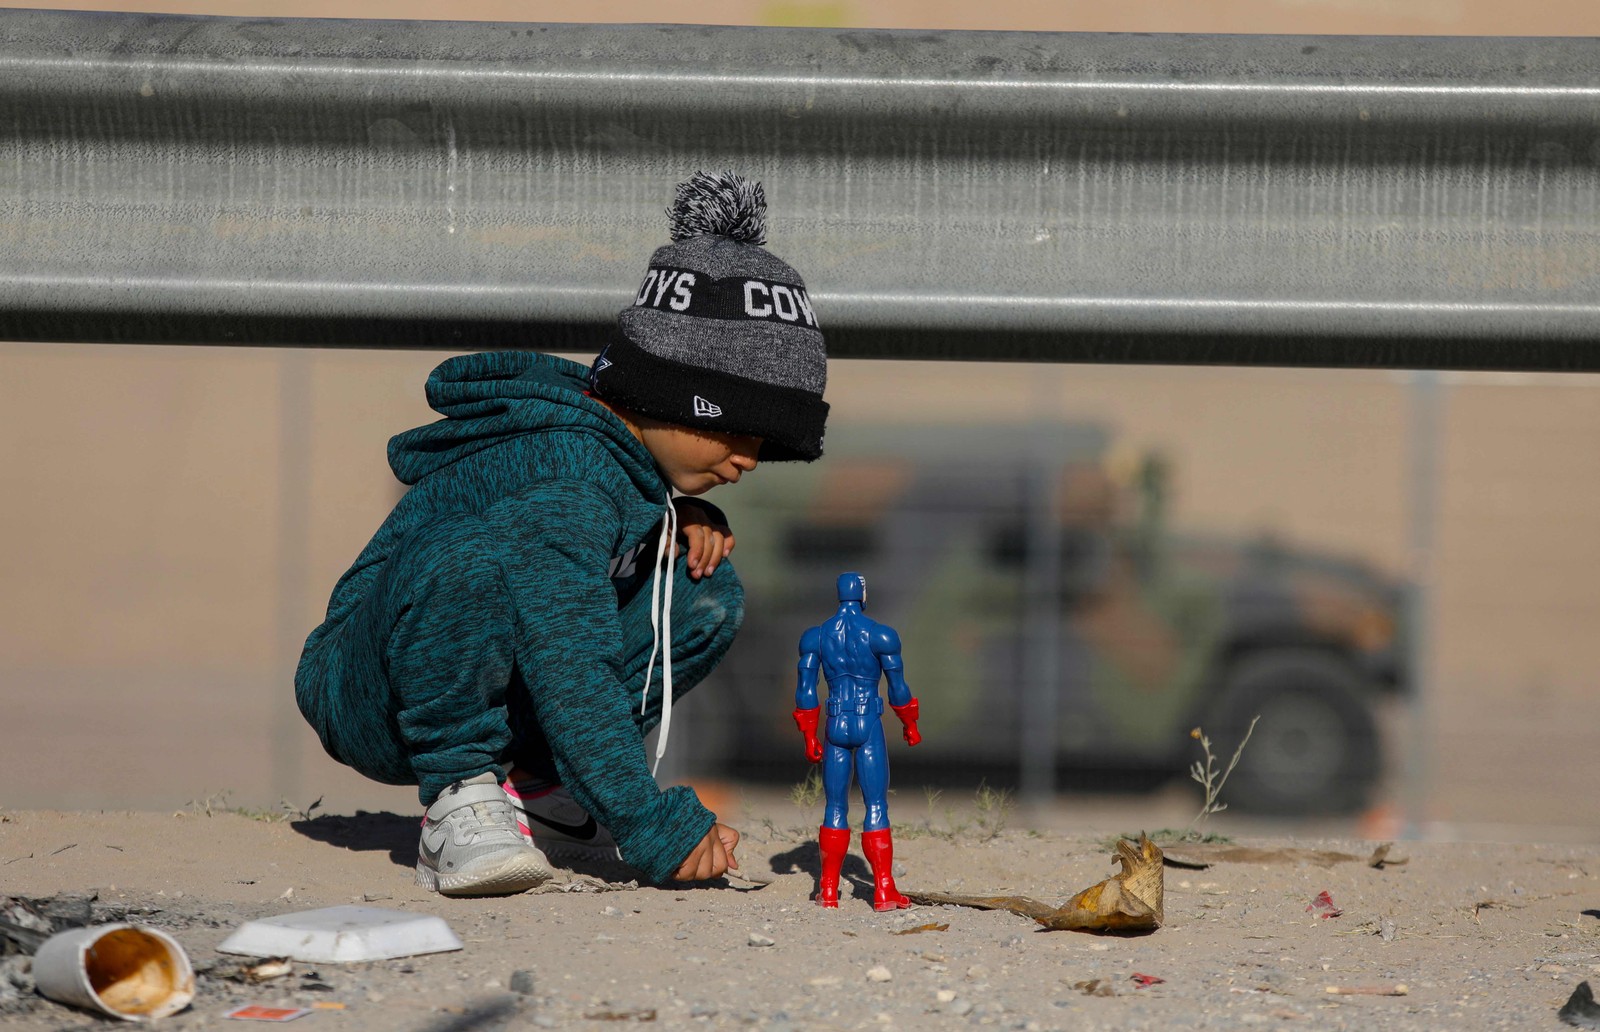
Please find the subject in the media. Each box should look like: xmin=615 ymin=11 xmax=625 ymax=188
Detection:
xmin=3 ymin=0 xmax=1598 ymax=833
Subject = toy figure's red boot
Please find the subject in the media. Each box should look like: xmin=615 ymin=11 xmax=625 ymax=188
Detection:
xmin=861 ymin=828 xmax=912 ymax=912
xmin=815 ymin=826 xmax=851 ymax=907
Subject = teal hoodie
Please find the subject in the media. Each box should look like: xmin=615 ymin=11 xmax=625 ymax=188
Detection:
xmin=302 ymin=351 xmax=717 ymax=883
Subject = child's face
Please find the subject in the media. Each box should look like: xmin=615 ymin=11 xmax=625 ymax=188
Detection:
xmin=639 ymin=422 xmax=762 ymax=496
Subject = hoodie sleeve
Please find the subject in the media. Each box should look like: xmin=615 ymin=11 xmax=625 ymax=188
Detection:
xmin=484 ymin=479 xmax=715 ymax=884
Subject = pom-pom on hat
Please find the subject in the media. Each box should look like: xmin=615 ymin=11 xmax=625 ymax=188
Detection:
xmin=589 ymin=171 xmax=829 ymax=462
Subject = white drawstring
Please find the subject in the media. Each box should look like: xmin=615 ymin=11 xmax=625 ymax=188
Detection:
xmin=641 ymin=499 xmax=677 ymax=777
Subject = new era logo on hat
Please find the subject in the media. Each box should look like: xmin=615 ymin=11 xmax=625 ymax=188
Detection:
xmin=693 ymin=396 xmax=723 ymax=418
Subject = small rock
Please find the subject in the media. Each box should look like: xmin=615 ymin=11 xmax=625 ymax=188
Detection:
xmin=690 ymin=1002 xmax=718 ymax=1018
xmin=366 ymin=990 xmax=386 ymax=1004
xmin=892 ymin=862 xmax=907 ymax=878
xmin=967 ymin=965 xmax=990 ymax=980
xmin=936 ymin=989 xmax=957 ymax=1003
xmin=866 ymin=966 xmax=892 ymax=983
xmin=748 ymin=933 xmax=776 ymax=948
xmin=1000 ymin=934 xmax=1023 ymax=948
xmin=950 ymin=998 xmax=975 ymax=1016
xmin=1379 ymin=918 xmax=1397 ymax=942
xmin=509 ymin=970 xmax=536 ymax=995
xmin=674 ymin=931 xmax=689 ymax=940
xmin=601 ymin=906 xmax=623 ymax=917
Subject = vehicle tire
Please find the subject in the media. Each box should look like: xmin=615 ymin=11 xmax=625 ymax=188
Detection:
xmin=1202 ymin=649 xmax=1381 ymax=816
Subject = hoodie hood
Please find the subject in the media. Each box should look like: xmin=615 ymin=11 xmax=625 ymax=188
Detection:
xmin=388 ymin=351 xmax=665 ymax=503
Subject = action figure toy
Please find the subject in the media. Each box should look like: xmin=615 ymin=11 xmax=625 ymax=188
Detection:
xmin=793 ymin=572 xmax=922 ymax=910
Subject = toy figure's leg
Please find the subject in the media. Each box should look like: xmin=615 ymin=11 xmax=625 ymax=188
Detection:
xmin=815 ymin=739 xmax=853 ymax=907
xmin=856 ymin=721 xmax=912 ymax=911
xmin=821 ymin=739 xmax=853 ymax=830
xmin=856 ymin=720 xmax=892 ymax=832
xmin=295 ymin=513 xmax=519 ymax=806
xmin=812 ymin=736 xmax=851 ymax=908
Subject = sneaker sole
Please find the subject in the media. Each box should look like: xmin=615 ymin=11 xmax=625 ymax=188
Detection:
xmin=415 ymin=852 xmax=554 ymax=897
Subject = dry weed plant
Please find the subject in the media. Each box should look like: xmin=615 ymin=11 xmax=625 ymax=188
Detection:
xmin=899 ymin=781 xmax=1014 ymax=843
xmin=1184 ymin=715 xmax=1260 ymax=837
xmin=180 ymin=791 xmax=322 ymax=823
xmin=789 ymin=767 xmax=824 ymax=810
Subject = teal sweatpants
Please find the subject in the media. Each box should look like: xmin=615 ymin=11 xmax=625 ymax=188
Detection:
xmin=294 ymin=513 xmax=743 ymax=805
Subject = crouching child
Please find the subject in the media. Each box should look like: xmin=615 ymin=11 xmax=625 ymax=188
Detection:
xmin=294 ymin=172 xmax=828 ymax=894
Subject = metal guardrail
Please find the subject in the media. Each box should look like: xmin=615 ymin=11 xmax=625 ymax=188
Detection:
xmin=2 ymin=10 xmax=1598 ymax=367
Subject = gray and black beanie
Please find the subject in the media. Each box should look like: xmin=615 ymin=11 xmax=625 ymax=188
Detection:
xmin=588 ymin=171 xmax=829 ymax=462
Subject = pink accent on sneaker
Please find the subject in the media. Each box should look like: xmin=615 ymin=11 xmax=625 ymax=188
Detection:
xmin=501 ymin=774 xmax=560 ymax=802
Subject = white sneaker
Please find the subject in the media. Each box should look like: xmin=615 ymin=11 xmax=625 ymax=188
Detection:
xmin=502 ymin=768 xmax=622 ymax=861
xmin=415 ymin=773 xmax=553 ymax=896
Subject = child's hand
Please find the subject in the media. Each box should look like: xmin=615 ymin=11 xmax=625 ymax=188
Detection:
xmin=673 ymin=500 xmax=735 ymax=581
xmin=671 ymin=822 xmax=741 ymax=881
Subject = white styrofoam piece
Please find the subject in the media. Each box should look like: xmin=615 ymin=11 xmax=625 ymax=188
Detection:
xmin=216 ymin=906 xmax=463 ymax=963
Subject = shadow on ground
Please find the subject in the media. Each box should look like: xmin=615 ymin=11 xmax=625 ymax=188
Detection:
xmin=291 ymin=811 xmax=417 ymax=869
xmin=768 ymin=841 xmax=877 ymax=907
xmin=288 ymin=812 xmax=651 ymax=884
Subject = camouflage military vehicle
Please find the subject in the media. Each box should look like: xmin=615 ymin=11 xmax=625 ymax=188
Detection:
xmin=698 ymin=423 xmax=1405 ymax=816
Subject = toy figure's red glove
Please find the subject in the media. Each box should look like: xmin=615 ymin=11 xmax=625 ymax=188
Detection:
xmin=891 ymin=698 xmax=922 ymax=746
xmin=793 ymin=707 xmax=823 ymax=763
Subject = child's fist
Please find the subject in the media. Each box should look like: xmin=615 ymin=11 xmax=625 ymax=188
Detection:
xmin=672 ymin=822 xmax=741 ymax=882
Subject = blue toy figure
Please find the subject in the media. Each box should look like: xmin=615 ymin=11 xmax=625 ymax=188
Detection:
xmin=793 ymin=572 xmax=922 ymax=910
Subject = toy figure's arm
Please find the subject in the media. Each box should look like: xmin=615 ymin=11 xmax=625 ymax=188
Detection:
xmin=870 ymin=625 xmax=922 ymax=746
xmin=794 ymin=627 xmax=824 ymax=763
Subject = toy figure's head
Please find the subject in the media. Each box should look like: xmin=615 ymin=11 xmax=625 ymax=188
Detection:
xmin=837 ymin=572 xmax=866 ymax=605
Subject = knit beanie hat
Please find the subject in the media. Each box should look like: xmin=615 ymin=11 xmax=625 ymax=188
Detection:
xmin=588 ymin=172 xmax=829 ymax=462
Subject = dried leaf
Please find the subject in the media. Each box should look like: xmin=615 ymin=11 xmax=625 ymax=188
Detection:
xmin=906 ymin=835 xmax=1164 ymax=935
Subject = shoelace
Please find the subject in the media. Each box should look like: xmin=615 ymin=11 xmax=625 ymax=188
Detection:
xmin=641 ymin=499 xmax=677 ymax=776
xmin=458 ymin=800 xmax=518 ymax=840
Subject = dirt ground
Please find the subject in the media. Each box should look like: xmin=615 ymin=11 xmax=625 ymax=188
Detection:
xmin=2 ymin=798 xmax=1597 ymax=1031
